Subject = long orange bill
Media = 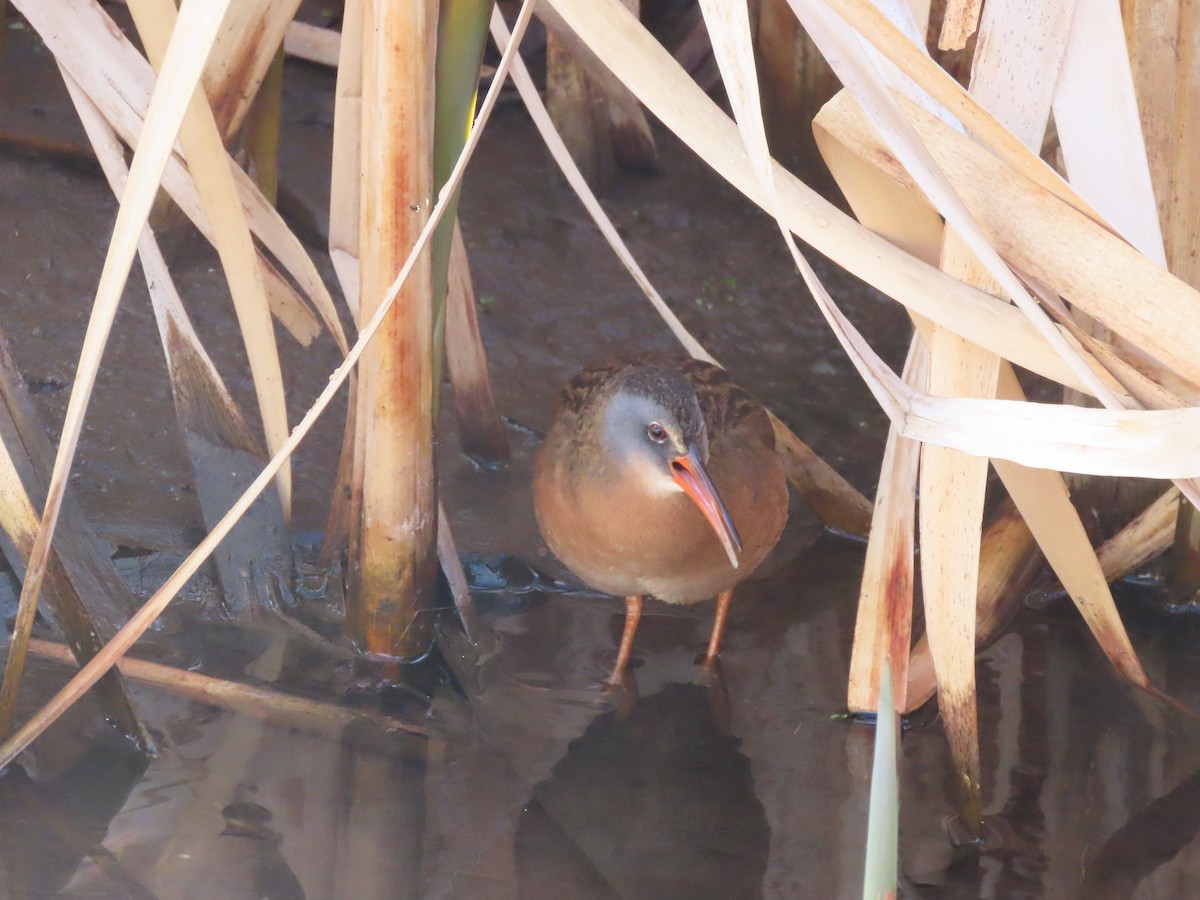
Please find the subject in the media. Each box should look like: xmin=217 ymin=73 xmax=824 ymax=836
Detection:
xmin=671 ymin=447 xmax=742 ymax=568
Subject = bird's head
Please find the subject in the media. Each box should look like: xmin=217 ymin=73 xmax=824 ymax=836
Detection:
xmin=602 ymin=366 xmax=742 ymax=568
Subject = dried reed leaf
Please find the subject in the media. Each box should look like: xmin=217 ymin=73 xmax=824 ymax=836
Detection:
xmin=128 ymin=0 xmax=292 ymax=519
xmin=63 ymin=69 xmax=258 ymax=455
xmin=0 ymin=440 xmax=57 ymax=732
xmin=916 ymin=0 xmax=1077 ymax=823
xmin=824 ymin=0 xmax=1106 ymax=225
xmin=937 ymin=0 xmax=982 ymax=51
xmin=545 ymin=0 xmax=1200 ymax=482
xmin=0 ymin=0 xmax=541 ymax=771
xmin=319 ymin=0 xmax=364 ymax=565
xmin=66 ymin=64 xmax=294 ymax=617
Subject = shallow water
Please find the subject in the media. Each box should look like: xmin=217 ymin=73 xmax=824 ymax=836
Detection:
xmin=3 ymin=6 xmax=1200 ymax=899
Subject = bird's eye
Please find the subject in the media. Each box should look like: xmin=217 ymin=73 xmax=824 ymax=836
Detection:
xmin=647 ymin=422 xmax=668 ymax=443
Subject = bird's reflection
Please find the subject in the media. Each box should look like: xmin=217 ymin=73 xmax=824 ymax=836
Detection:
xmin=515 ymin=681 xmax=769 ymax=900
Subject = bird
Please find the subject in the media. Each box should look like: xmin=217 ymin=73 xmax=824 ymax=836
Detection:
xmin=533 ymin=355 xmax=788 ymax=685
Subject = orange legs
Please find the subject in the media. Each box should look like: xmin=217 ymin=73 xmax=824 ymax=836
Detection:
xmin=703 ymin=589 xmax=734 ymax=669
xmin=608 ymin=595 xmax=644 ymax=686
xmin=608 ymin=590 xmax=734 ymax=686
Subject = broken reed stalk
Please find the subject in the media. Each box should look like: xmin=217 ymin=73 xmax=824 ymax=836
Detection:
xmin=64 ymin=66 xmax=292 ymax=622
xmin=349 ymin=0 xmax=439 ymax=661
xmin=546 ymin=19 xmax=610 ymax=184
xmin=26 ymin=637 xmax=427 ymax=737
xmin=755 ymin=0 xmax=839 ymax=168
xmin=538 ymin=2 xmax=657 ymax=178
xmin=128 ymin=0 xmax=293 ymax=522
xmin=905 ymin=498 xmax=1041 ymax=712
xmin=445 ymin=219 xmax=510 ymax=464
xmin=846 ymin=337 xmax=924 ymax=713
xmin=242 ymin=43 xmax=285 ymax=205
xmin=199 ymin=0 xmax=301 ymax=141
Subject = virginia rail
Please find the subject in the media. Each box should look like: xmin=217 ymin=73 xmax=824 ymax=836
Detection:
xmin=533 ymin=356 xmax=788 ymax=684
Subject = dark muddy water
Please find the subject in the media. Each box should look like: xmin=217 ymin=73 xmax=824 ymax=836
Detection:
xmin=3 ymin=7 xmax=1200 ymax=899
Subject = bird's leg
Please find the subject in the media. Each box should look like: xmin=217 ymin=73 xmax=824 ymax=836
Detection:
xmin=702 ymin=589 xmax=734 ymax=671
xmin=608 ymin=595 xmax=644 ymax=687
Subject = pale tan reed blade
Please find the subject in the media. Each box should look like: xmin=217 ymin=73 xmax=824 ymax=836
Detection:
xmin=0 ymin=0 xmax=540 ymax=772
xmin=128 ymin=0 xmax=293 ymax=520
xmin=549 ymin=0 xmax=1200 ymax=480
xmin=1125 ymin=2 xmax=1200 ymax=286
xmin=318 ymin=0 xmax=363 ymax=567
xmin=445 ymin=220 xmax=509 ymax=464
xmin=822 ymin=0 xmax=1106 ymax=226
xmin=1053 ymin=4 xmax=1165 ymax=264
xmin=937 ymin=0 xmax=982 ymax=50
xmin=847 ymin=336 xmax=926 ymax=713
xmin=814 ymin=48 xmax=934 ymax=710
xmin=492 ymin=11 xmax=874 ymax=535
